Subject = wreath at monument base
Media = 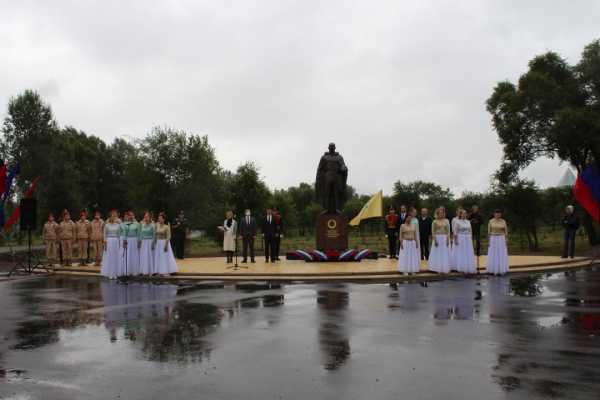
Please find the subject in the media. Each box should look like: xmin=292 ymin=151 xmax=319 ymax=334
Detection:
xmin=286 ymin=249 xmax=378 ymax=262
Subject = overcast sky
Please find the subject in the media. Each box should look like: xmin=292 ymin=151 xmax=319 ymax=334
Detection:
xmin=1 ymin=0 xmax=597 ymax=196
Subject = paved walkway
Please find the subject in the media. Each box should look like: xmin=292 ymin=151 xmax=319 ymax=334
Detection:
xmin=51 ymin=255 xmax=592 ymax=282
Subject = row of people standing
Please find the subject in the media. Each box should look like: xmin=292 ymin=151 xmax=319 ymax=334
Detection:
xmin=386 ymin=205 xmax=509 ymax=276
xmin=221 ymin=207 xmax=283 ymax=263
xmin=43 ymin=210 xmax=104 ymax=266
xmin=100 ymin=210 xmax=178 ymax=279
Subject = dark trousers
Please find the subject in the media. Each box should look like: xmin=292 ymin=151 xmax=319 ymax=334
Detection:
xmin=243 ymin=236 xmax=255 ymax=261
xmin=387 ymin=232 xmax=398 ymax=257
xmin=264 ymin=235 xmax=276 ymax=261
xmin=472 ymin=230 xmax=481 ymax=257
xmin=274 ymin=235 xmax=281 ymax=260
xmin=563 ymin=230 xmax=576 ymax=258
xmin=172 ymin=235 xmax=185 ymax=259
xmin=420 ymin=235 xmax=430 ymax=260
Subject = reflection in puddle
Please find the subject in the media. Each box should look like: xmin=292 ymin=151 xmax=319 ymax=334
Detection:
xmin=317 ymin=289 xmax=350 ymax=371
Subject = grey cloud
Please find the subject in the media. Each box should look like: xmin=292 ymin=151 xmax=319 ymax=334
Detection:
xmin=1 ymin=0 xmax=598 ymax=196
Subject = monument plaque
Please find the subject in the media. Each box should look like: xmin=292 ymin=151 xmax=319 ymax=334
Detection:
xmin=316 ymin=213 xmax=349 ymax=250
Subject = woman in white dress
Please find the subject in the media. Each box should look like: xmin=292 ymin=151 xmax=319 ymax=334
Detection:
xmin=453 ymin=208 xmax=476 ymax=274
xmin=138 ymin=211 xmax=155 ymax=275
xmin=222 ymin=210 xmax=237 ymax=264
xmin=397 ymin=214 xmax=421 ymax=274
xmin=120 ymin=210 xmax=141 ymax=276
xmin=154 ymin=213 xmax=178 ymax=276
xmin=100 ymin=210 xmax=122 ymax=279
xmin=428 ymin=207 xmax=451 ymax=273
xmin=449 ymin=208 xmax=461 ymax=270
xmin=486 ymin=209 xmax=509 ymax=275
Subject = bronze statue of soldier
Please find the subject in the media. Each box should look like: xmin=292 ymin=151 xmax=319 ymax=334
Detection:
xmin=315 ymin=143 xmax=348 ymax=214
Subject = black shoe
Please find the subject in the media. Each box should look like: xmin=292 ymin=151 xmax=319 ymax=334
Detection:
xmin=251 ymin=259 xmax=256 ymax=263
xmin=561 ymin=256 xmax=567 ymax=259
xmin=265 ymin=259 xmax=269 ymax=263
xmin=242 ymin=260 xmax=247 ymax=263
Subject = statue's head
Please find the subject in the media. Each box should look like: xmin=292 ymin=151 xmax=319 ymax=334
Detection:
xmin=328 ymin=143 xmax=336 ymax=153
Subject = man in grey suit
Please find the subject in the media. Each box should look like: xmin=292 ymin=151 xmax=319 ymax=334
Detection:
xmin=239 ymin=209 xmax=257 ymax=263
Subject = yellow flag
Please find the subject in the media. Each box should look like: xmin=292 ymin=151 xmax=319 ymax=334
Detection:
xmin=349 ymin=190 xmax=383 ymax=226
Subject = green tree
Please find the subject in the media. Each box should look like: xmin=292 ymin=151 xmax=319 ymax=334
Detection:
xmin=486 ymin=40 xmax=600 ymax=244
xmin=392 ymin=180 xmax=454 ymax=210
xmin=228 ymin=162 xmax=271 ymax=217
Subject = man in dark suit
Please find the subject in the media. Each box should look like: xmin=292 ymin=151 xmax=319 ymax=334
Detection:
xmin=239 ymin=209 xmax=257 ymax=263
xmin=262 ymin=207 xmax=278 ymax=263
xmin=399 ymin=205 xmax=408 ymax=225
xmin=469 ymin=205 xmax=484 ymax=257
xmin=273 ymin=207 xmax=283 ymax=261
xmin=562 ymin=205 xmax=579 ymax=259
xmin=418 ymin=208 xmax=432 ymax=260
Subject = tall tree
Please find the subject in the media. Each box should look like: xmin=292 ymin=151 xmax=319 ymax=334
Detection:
xmin=228 ymin=162 xmax=271 ymax=217
xmin=1 ymin=90 xmax=58 ymax=206
xmin=487 ymin=40 xmax=600 ymax=244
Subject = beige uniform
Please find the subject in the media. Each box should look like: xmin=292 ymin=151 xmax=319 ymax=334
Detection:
xmin=75 ymin=219 xmax=91 ymax=262
xmin=42 ymin=221 xmax=59 ymax=264
xmin=90 ymin=218 xmax=105 ymax=265
xmin=59 ymin=220 xmax=76 ymax=265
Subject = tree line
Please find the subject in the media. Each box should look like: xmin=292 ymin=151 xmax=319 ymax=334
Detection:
xmin=4 ymin=39 xmax=600 ymax=249
xmin=0 ymin=89 xmax=577 ymax=251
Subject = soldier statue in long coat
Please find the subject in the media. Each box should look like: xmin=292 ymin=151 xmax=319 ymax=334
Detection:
xmin=316 ymin=143 xmax=348 ymax=214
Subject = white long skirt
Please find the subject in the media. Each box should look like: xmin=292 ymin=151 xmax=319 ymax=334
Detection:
xmin=120 ymin=239 xmax=140 ymax=276
xmin=428 ymin=234 xmax=451 ymax=273
xmin=487 ymin=235 xmax=509 ymax=275
xmin=454 ymin=233 xmax=476 ymax=273
xmin=154 ymin=239 xmax=178 ymax=275
xmin=139 ymin=239 xmax=155 ymax=275
xmin=101 ymin=237 xmax=121 ymax=278
xmin=397 ymin=240 xmax=421 ymax=273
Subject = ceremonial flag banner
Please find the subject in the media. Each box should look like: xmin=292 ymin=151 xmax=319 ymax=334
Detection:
xmin=573 ymin=166 xmax=600 ymax=223
xmin=0 ymin=162 xmax=6 ymax=197
xmin=3 ymin=178 xmax=39 ymax=231
xmin=349 ymin=190 xmax=383 ymax=226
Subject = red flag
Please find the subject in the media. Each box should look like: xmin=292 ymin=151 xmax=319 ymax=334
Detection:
xmin=0 ymin=163 xmax=6 ymax=197
xmin=3 ymin=178 xmax=40 ymax=231
xmin=573 ymin=174 xmax=600 ymax=223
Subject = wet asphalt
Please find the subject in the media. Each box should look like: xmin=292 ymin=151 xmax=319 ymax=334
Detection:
xmin=1 ymin=269 xmax=600 ymax=400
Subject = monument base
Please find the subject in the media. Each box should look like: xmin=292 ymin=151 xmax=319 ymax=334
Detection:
xmin=316 ymin=212 xmax=349 ymax=251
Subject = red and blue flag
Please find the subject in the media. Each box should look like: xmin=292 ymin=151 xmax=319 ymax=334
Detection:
xmin=573 ymin=166 xmax=600 ymax=223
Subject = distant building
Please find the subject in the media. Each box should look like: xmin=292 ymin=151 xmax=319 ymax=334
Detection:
xmin=557 ymin=169 xmax=576 ymax=187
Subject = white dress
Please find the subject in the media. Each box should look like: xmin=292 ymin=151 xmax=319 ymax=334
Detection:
xmin=139 ymin=222 xmax=155 ymax=275
xmin=397 ymin=224 xmax=421 ymax=273
xmin=223 ymin=219 xmax=236 ymax=251
xmin=449 ymin=217 xmax=459 ymax=269
xmin=120 ymin=222 xmax=141 ymax=276
xmin=453 ymin=219 xmax=476 ymax=273
xmin=487 ymin=219 xmax=509 ymax=275
xmin=100 ymin=222 xmax=122 ymax=279
xmin=428 ymin=219 xmax=451 ymax=273
xmin=154 ymin=223 xmax=178 ymax=274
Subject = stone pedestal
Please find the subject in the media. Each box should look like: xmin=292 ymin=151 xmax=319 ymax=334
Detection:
xmin=316 ymin=213 xmax=349 ymax=250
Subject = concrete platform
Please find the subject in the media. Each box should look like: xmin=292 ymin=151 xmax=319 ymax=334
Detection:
xmin=51 ymin=255 xmax=594 ymax=282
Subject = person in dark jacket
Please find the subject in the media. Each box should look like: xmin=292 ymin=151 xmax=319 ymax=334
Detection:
xmin=262 ymin=207 xmax=278 ymax=263
xmin=239 ymin=209 xmax=257 ymax=263
xmin=273 ymin=207 xmax=283 ymax=261
xmin=384 ymin=206 xmax=400 ymax=258
xmin=469 ymin=205 xmax=484 ymax=257
xmin=171 ymin=210 xmax=188 ymax=259
xmin=562 ymin=205 xmax=579 ymax=259
xmin=418 ymin=208 xmax=433 ymax=260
